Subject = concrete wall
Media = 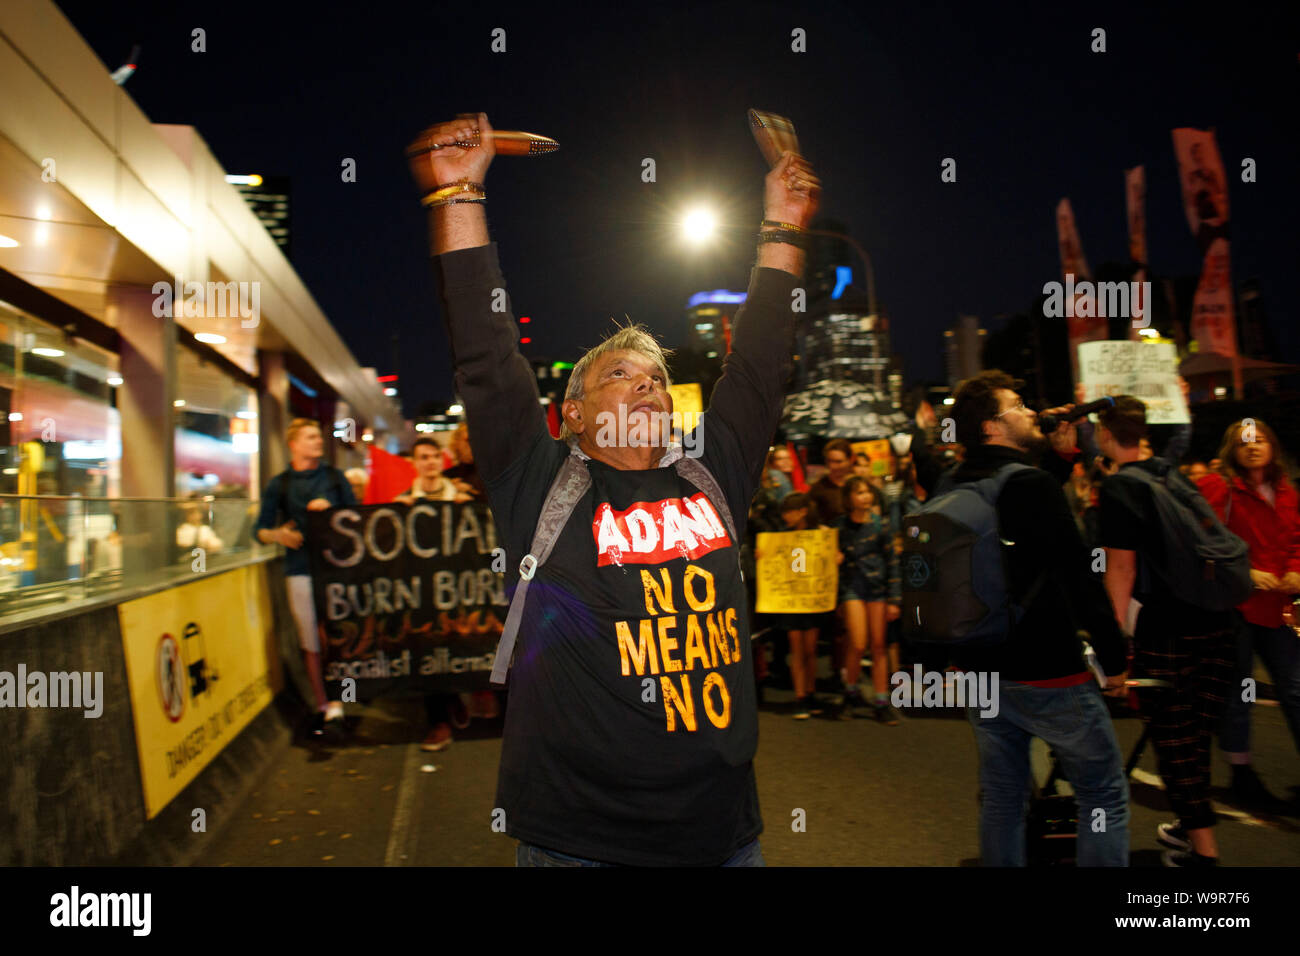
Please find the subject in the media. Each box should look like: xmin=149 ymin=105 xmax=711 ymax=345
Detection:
xmin=0 ymin=558 xmax=310 ymax=865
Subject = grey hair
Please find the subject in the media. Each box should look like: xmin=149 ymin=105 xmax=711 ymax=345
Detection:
xmin=559 ymin=320 xmax=673 ymax=443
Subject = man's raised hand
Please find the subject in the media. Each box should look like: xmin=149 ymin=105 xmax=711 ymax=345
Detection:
xmin=764 ymin=151 xmax=821 ymax=230
xmin=407 ymin=112 xmax=496 ymax=198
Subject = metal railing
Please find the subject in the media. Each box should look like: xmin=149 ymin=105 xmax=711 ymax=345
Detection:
xmin=0 ymin=494 xmax=276 ymax=619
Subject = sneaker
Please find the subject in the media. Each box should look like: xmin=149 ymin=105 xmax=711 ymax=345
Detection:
xmin=840 ymin=686 xmax=871 ymax=719
xmin=421 ymin=723 xmax=453 ymax=752
xmin=872 ymin=702 xmax=900 ymax=726
xmin=324 ymin=701 xmax=345 ymax=723
xmin=1162 ymin=848 xmax=1218 ymax=867
xmin=1156 ymin=820 xmax=1191 ymax=852
xmin=806 ymin=694 xmax=824 ymax=716
xmin=309 ymin=711 xmax=326 ymax=737
xmin=792 ymin=697 xmax=812 ymax=720
xmin=449 ymin=695 xmax=471 ymax=730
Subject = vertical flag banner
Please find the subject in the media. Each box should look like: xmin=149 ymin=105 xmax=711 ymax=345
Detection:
xmin=1172 ymin=129 xmax=1237 ymax=359
xmin=1125 ymin=166 xmax=1148 ymax=266
xmin=1125 ymin=167 xmax=1149 ymax=342
xmin=1172 ymin=128 xmax=1229 ymax=252
xmin=1056 ymin=198 xmax=1103 ymax=382
xmin=1189 ymin=237 xmax=1238 ymax=358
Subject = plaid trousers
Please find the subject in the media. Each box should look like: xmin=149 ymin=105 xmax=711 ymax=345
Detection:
xmin=1133 ymin=610 xmax=1235 ymax=831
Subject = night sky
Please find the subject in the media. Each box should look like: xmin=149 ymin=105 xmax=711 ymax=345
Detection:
xmin=56 ymin=1 xmax=1299 ymax=415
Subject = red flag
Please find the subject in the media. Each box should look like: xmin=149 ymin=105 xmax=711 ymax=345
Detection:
xmin=365 ymin=445 xmax=416 ymax=504
xmin=787 ymin=441 xmax=808 ymax=492
xmin=1172 ymin=129 xmax=1237 ymax=359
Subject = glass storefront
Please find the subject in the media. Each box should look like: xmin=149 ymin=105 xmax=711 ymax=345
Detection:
xmin=0 ymin=300 xmax=271 ymax=617
xmin=0 ymin=299 xmax=120 ymax=498
xmin=174 ymin=346 xmax=259 ymax=499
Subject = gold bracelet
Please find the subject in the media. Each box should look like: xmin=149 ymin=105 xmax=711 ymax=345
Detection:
xmin=422 ymin=182 xmax=486 ymax=205
xmin=761 ymin=219 xmax=806 ymax=233
xmin=426 ymin=197 xmax=487 ymax=210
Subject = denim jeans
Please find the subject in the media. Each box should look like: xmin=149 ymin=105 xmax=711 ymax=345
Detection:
xmin=516 ymin=838 xmax=765 ymax=867
xmin=967 ymin=680 xmax=1129 ymax=866
xmin=1219 ymin=615 xmax=1300 ymax=756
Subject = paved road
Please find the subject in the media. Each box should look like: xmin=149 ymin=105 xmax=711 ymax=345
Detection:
xmin=195 ymin=681 xmax=1300 ymax=867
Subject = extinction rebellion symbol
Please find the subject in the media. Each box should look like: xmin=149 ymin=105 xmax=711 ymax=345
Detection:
xmin=903 ymin=553 xmax=931 ymax=589
xmin=156 ymin=633 xmax=185 ymax=723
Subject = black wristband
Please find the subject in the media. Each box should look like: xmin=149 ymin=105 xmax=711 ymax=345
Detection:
xmin=757 ymin=229 xmax=809 ymax=251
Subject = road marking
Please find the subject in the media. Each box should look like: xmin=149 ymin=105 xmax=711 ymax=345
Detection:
xmin=1128 ymin=767 xmax=1296 ymax=832
xmin=384 ymin=743 xmax=424 ymax=866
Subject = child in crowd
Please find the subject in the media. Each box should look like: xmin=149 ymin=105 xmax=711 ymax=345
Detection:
xmin=834 ymin=477 xmax=902 ymax=724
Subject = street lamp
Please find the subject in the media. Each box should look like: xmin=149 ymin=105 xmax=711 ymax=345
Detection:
xmin=680 ymin=208 xmax=718 ymax=245
xmin=677 ymin=208 xmax=877 ymax=315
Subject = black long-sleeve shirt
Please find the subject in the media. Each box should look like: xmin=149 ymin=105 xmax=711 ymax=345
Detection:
xmin=949 ymin=444 xmax=1126 ymax=681
xmin=431 ymin=242 xmax=799 ymax=865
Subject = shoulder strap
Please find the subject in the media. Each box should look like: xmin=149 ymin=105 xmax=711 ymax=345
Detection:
xmin=489 ymin=451 xmax=591 ymax=685
xmin=967 ymin=460 xmax=1032 ymax=505
xmin=673 ymin=456 xmax=738 ymax=541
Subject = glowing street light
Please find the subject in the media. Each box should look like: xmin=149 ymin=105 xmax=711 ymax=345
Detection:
xmin=681 ymin=208 xmax=718 ymax=245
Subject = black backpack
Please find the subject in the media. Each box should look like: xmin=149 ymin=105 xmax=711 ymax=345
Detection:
xmin=900 ymin=463 xmax=1045 ymax=647
xmin=1113 ymin=460 xmax=1252 ymax=611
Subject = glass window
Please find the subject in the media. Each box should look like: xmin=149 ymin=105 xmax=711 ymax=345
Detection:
xmin=0 ymin=300 xmax=120 ymax=498
xmin=174 ymin=347 xmax=259 ymax=499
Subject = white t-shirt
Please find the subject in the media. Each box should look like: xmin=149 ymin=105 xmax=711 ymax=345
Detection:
xmin=1256 ymin=482 xmax=1276 ymax=508
xmin=405 ymin=479 xmax=458 ymax=502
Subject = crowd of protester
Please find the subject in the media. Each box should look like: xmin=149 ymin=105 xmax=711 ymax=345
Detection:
xmin=739 ymin=373 xmax=1300 ymax=867
xmin=255 ymin=419 xmax=501 ymax=745
xmin=260 ymin=375 xmax=1299 ymax=867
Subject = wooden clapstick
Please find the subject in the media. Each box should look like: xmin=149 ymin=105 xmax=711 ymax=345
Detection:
xmin=406 ymin=129 xmax=560 ymax=158
xmin=748 ymin=108 xmax=801 ymax=168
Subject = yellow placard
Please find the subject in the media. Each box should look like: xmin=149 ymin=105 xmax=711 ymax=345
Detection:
xmin=669 ymin=382 xmax=703 ymax=434
xmin=852 ymin=439 xmax=892 ymax=476
xmin=755 ymin=527 xmax=840 ymax=614
xmin=118 ymin=564 xmax=282 ymax=818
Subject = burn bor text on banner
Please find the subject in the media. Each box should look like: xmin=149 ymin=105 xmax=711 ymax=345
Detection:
xmin=755 ymin=527 xmax=839 ymax=614
xmin=307 ymin=501 xmax=505 ymax=696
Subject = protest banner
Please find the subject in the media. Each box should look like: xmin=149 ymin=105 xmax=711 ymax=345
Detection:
xmin=755 ymin=527 xmax=839 ymax=614
xmin=307 ymin=501 xmax=506 ymax=696
xmin=851 ymin=439 xmax=892 ymax=476
xmin=1077 ymin=340 xmax=1190 ymax=425
xmin=668 ymin=382 xmax=703 ymax=434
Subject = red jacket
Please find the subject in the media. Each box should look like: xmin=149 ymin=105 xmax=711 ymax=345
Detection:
xmin=1198 ymin=472 xmax=1300 ymax=627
